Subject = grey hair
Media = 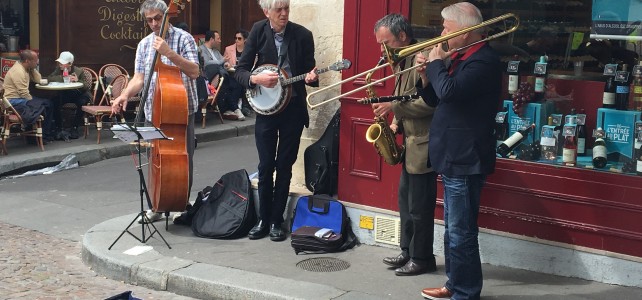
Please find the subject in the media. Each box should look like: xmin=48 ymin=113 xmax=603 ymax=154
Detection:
xmin=140 ymin=0 xmax=167 ymax=18
xmin=258 ymin=0 xmax=290 ymax=10
xmin=441 ymin=2 xmax=485 ymax=34
xmin=374 ymin=13 xmax=414 ymax=40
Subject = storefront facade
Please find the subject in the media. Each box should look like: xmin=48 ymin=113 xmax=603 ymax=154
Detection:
xmin=338 ymin=0 xmax=642 ymax=287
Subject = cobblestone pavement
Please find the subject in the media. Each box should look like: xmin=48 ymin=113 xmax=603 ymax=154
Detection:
xmin=0 ymin=221 xmax=194 ymax=300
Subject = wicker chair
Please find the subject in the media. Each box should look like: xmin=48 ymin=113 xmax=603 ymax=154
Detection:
xmin=1 ymin=96 xmax=46 ymax=154
xmin=98 ymin=64 xmax=140 ymax=118
xmin=81 ymin=74 xmax=127 ymax=144
xmin=199 ymin=76 xmax=225 ymax=128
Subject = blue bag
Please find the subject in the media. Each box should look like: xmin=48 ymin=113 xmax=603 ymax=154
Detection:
xmin=290 ymin=195 xmax=358 ymax=254
xmin=291 ymin=195 xmax=345 ymax=234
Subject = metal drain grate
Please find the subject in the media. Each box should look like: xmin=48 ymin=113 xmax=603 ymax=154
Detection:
xmin=296 ymin=257 xmax=350 ymax=272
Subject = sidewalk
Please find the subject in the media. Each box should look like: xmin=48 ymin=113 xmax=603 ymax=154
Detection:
xmin=2 ymin=116 xmax=641 ymax=299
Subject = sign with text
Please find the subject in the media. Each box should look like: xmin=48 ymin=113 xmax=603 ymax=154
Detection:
xmin=1 ymin=58 xmax=17 ymax=78
xmin=591 ymin=0 xmax=642 ymax=41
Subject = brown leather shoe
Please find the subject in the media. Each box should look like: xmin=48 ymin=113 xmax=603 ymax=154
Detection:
xmin=421 ymin=287 xmax=452 ymax=299
xmin=395 ymin=259 xmax=436 ymax=276
xmin=383 ymin=252 xmax=409 ymax=268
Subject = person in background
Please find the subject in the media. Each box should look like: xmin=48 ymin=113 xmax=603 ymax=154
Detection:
xmin=224 ymin=29 xmax=249 ymax=68
xmin=4 ymin=49 xmax=55 ymax=144
xmin=111 ymin=0 xmax=200 ymax=223
xmin=198 ymin=30 xmax=225 ymax=67
xmin=174 ymin=21 xmax=189 ymax=32
xmin=224 ymin=29 xmax=253 ymax=117
xmin=234 ymin=0 xmax=318 ymax=242
xmin=47 ymin=51 xmax=91 ymax=139
xmin=414 ymin=2 xmax=501 ymax=299
xmin=371 ymin=14 xmax=438 ymax=277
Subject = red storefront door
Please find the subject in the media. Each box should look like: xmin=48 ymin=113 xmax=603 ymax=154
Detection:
xmin=338 ymin=0 xmax=409 ymax=211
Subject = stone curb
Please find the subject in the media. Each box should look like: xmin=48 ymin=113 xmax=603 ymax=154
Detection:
xmin=81 ymin=215 xmax=347 ymax=300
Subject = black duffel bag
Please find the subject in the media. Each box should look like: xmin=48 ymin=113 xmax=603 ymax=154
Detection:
xmin=190 ymin=169 xmax=257 ymax=239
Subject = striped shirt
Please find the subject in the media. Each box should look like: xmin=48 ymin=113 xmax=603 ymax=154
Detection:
xmin=136 ymin=26 xmax=199 ymax=121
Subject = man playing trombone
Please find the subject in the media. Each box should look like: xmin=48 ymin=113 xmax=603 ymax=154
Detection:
xmin=372 ymin=14 xmax=438 ymax=276
xmin=415 ymin=2 xmax=501 ymax=300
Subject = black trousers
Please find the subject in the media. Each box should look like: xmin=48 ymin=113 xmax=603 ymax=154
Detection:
xmin=254 ymin=102 xmax=304 ymax=225
xmin=52 ymin=90 xmax=90 ymax=128
xmin=398 ymin=167 xmax=437 ymax=261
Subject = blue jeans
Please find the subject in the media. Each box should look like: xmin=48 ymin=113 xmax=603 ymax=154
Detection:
xmin=441 ymin=174 xmax=486 ymax=300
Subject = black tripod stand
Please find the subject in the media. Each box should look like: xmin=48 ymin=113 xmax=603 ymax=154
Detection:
xmin=108 ymin=124 xmax=171 ymax=250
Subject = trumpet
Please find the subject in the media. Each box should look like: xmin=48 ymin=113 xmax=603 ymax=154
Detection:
xmin=306 ymin=13 xmax=519 ymax=109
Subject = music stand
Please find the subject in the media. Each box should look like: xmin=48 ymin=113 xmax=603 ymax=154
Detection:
xmin=108 ymin=123 xmax=171 ymax=250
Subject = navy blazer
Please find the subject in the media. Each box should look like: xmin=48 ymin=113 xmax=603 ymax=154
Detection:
xmin=416 ymin=43 xmax=501 ymax=176
xmin=234 ymin=19 xmax=317 ymax=127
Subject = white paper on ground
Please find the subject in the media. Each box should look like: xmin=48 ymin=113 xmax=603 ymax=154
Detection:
xmin=123 ymin=245 xmax=153 ymax=255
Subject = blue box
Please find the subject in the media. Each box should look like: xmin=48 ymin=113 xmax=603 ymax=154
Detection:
xmin=503 ymin=100 xmax=555 ymax=145
xmin=596 ymin=108 xmax=642 ymax=160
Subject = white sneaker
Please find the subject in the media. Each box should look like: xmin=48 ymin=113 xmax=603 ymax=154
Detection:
xmin=223 ymin=110 xmax=238 ymax=120
xmin=137 ymin=209 xmax=162 ymax=224
xmin=234 ymin=108 xmax=246 ymax=121
xmin=172 ymin=211 xmax=183 ymax=222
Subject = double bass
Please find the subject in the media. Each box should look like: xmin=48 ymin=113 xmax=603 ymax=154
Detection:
xmin=135 ymin=0 xmax=191 ymax=213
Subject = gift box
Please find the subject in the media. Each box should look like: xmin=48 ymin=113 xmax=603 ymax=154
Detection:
xmin=596 ymin=108 xmax=642 ymax=161
xmin=503 ymin=100 xmax=555 ymax=145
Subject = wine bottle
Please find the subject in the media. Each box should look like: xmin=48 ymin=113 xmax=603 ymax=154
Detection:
xmin=533 ymin=56 xmax=547 ymax=102
xmin=495 ymin=107 xmax=509 ymax=147
xmin=592 ymin=128 xmax=607 ymax=169
xmin=632 ymin=62 xmax=642 ymax=111
xmin=507 ymin=56 xmax=520 ymax=96
xmin=562 ymin=116 xmax=578 ymax=166
xmin=615 ymin=64 xmax=630 ymax=110
xmin=497 ymin=124 xmax=535 ymax=158
xmin=576 ymin=109 xmax=587 ymax=156
xmin=540 ymin=116 xmax=557 ymax=160
xmin=602 ymin=76 xmax=616 ymax=108
xmin=633 ymin=115 xmax=642 ymax=175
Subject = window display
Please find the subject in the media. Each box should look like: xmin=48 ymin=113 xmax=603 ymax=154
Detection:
xmin=409 ymin=0 xmax=642 ymax=177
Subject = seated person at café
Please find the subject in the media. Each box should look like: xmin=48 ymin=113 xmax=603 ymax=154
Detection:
xmin=198 ymin=30 xmax=226 ymax=66
xmin=4 ymin=50 xmax=55 ymax=143
xmin=203 ymin=62 xmax=246 ymax=121
xmin=46 ymin=51 xmax=91 ymax=139
xmin=223 ymin=29 xmax=249 ymax=68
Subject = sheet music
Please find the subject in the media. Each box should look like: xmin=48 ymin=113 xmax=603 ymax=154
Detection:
xmin=111 ymin=124 xmax=172 ymax=142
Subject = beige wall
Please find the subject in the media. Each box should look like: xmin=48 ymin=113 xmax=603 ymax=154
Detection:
xmin=29 ymin=0 xmax=38 ymax=50
xmin=290 ymin=0 xmax=345 ymax=191
xmin=210 ymin=0 xmax=222 ymax=33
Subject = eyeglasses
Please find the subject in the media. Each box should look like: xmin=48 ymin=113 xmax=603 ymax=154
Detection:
xmin=235 ymin=37 xmax=243 ymax=40
xmin=145 ymin=15 xmax=163 ymax=24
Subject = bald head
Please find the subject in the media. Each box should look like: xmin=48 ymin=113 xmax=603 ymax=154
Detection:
xmin=19 ymin=50 xmax=37 ymax=62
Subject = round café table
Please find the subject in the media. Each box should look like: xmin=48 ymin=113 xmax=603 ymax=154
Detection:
xmin=35 ymin=82 xmax=84 ymax=90
xmin=35 ymin=82 xmax=85 ymax=136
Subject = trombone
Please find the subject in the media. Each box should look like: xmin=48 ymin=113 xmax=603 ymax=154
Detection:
xmin=306 ymin=13 xmax=520 ymax=109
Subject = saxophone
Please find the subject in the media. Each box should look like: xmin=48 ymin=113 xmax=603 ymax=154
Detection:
xmin=364 ymin=60 xmax=404 ymax=165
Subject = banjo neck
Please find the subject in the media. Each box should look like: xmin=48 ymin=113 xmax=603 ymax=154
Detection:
xmin=280 ymin=66 xmax=331 ymax=87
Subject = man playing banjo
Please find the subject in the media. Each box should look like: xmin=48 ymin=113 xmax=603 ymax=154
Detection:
xmin=234 ymin=0 xmax=318 ymax=242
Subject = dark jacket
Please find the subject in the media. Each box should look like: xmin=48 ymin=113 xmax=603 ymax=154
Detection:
xmin=234 ymin=19 xmax=317 ymax=126
xmin=416 ymin=43 xmax=501 ymax=176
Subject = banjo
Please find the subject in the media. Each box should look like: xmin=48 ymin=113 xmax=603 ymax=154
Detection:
xmin=246 ymin=59 xmax=351 ymax=115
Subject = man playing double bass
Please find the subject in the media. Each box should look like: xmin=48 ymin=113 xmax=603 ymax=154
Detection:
xmin=111 ymin=0 xmax=200 ymax=223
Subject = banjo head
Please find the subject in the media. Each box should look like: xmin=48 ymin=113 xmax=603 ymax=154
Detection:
xmin=247 ymin=65 xmax=291 ymax=115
